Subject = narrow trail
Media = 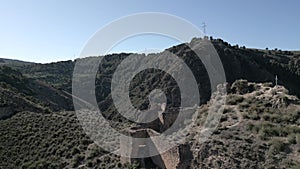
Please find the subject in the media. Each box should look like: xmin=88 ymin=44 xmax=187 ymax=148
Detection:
xmin=62 ymin=90 xmax=97 ymax=110
xmin=226 ymin=106 xmax=243 ymax=129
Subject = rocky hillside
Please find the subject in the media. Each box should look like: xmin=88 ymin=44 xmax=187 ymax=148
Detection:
xmin=168 ymin=38 xmax=300 ymax=98
xmin=0 ymin=80 xmax=299 ymax=169
xmin=0 ymin=38 xmax=299 ymax=169
xmin=0 ymin=66 xmax=73 ymax=119
xmin=0 ymin=58 xmax=34 ymax=69
xmin=190 ymin=80 xmax=300 ymax=168
xmin=0 ymin=111 xmax=139 ymax=169
xmin=8 ymin=37 xmax=300 ymax=99
xmin=2 ymin=38 xmax=298 ymax=123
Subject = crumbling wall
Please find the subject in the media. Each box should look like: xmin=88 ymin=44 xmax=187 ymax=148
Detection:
xmin=120 ymin=127 xmax=193 ymax=169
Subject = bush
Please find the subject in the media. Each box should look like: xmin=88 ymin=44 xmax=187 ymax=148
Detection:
xmin=226 ymin=95 xmax=244 ymax=105
xmin=246 ymin=123 xmax=255 ymax=131
xmin=230 ymin=80 xmax=254 ymax=94
xmin=220 ymin=115 xmax=228 ymax=122
xmin=86 ymin=161 xmax=93 ymax=167
xmin=296 ymin=134 xmax=300 ymax=145
xmin=257 ymin=122 xmax=299 ymax=138
xmin=72 ymin=154 xmax=84 ymax=167
xmin=288 ymin=134 xmax=297 ymax=144
xmin=269 ymin=138 xmax=286 ymax=154
xmin=71 ymin=147 xmax=80 ymax=155
xmin=223 ymin=107 xmax=233 ymax=114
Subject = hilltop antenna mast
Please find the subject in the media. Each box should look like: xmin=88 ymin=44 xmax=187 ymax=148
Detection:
xmin=202 ymin=22 xmax=207 ymax=35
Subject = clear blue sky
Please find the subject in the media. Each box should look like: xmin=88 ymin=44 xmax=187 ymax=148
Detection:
xmin=0 ymin=0 xmax=299 ymax=63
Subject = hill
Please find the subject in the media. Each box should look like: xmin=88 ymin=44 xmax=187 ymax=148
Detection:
xmin=5 ymin=37 xmax=300 ymax=99
xmin=190 ymin=80 xmax=300 ymax=168
xmin=0 ymin=66 xmax=73 ymax=119
xmin=0 ymin=38 xmax=299 ymax=169
xmin=0 ymin=58 xmax=34 ymax=69
xmin=0 ymin=80 xmax=299 ymax=168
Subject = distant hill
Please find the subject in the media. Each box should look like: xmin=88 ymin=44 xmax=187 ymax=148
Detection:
xmin=0 ymin=66 xmax=73 ymax=119
xmin=5 ymin=37 xmax=299 ymax=98
xmin=0 ymin=58 xmax=34 ymax=69
xmin=20 ymin=60 xmax=75 ymax=92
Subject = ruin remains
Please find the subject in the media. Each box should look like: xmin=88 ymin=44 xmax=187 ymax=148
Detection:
xmin=120 ymin=104 xmax=194 ymax=169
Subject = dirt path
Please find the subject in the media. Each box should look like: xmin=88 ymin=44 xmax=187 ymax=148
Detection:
xmin=226 ymin=106 xmax=243 ymax=128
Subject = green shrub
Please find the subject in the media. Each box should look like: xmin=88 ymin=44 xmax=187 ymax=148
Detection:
xmin=288 ymin=134 xmax=297 ymax=144
xmin=86 ymin=161 xmax=93 ymax=167
xmin=283 ymin=159 xmax=299 ymax=169
xmin=296 ymin=134 xmax=300 ymax=145
xmin=269 ymin=138 xmax=286 ymax=154
xmin=248 ymin=113 xmax=260 ymax=120
xmin=258 ymin=122 xmax=298 ymax=138
xmin=246 ymin=123 xmax=255 ymax=131
xmin=220 ymin=115 xmax=228 ymax=122
xmin=226 ymin=95 xmax=244 ymax=105
xmin=72 ymin=154 xmax=84 ymax=167
xmin=71 ymin=147 xmax=80 ymax=155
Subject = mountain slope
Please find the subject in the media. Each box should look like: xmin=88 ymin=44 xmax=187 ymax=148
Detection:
xmin=190 ymin=80 xmax=300 ymax=168
xmin=0 ymin=66 xmax=73 ymax=119
xmin=0 ymin=38 xmax=299 ymax=169
xmin=0 ymin=80 xmax=299 ymax=169
xmin=7 ymin=37 xmax=300 ymax=101
xmin=0 ymin=58 xmax=34 ymax=69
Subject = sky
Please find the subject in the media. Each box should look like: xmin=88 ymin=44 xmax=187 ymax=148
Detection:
xmin=0 ymin=0 xmax=299 ymax=63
